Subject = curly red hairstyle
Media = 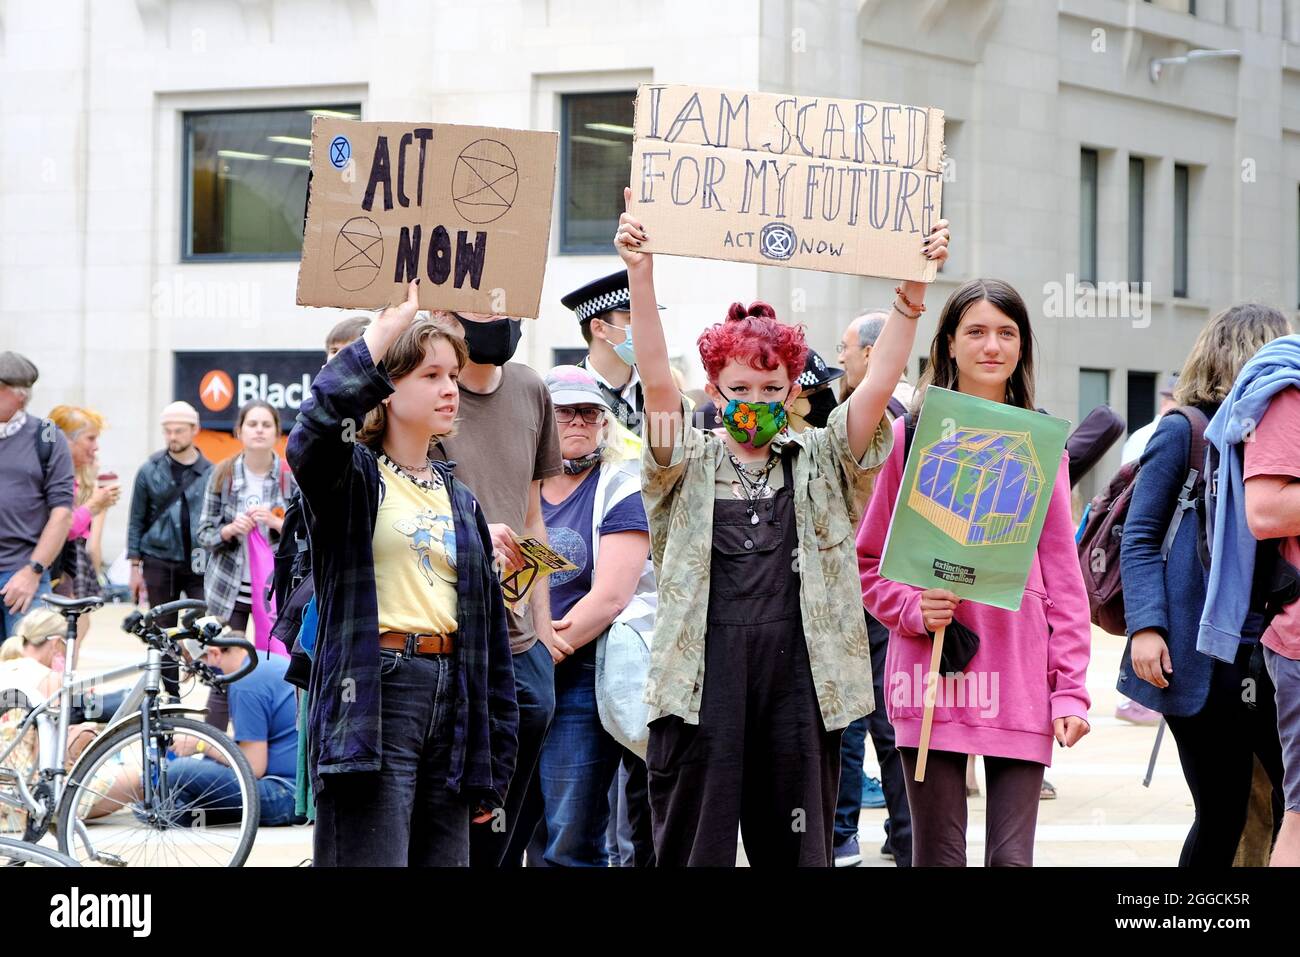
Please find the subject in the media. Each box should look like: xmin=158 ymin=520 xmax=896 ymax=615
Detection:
xmin=697 ymin=301 xmax=808 ymax=384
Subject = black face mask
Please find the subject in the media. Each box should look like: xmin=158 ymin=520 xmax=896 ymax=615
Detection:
xmin=460 ymin=316 xmax=523 ymax=366
xmin=803 ymin=387 xmax=839 ymax=429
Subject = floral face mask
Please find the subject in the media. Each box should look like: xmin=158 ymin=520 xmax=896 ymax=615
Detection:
xmin=718 ymin=387 xmax=792 ymax=449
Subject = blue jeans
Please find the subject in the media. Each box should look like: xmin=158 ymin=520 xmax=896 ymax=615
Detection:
xmin=534 ymin=653 xmax=622 ymax=866
xmin=165 ymin=757 xmax=299 ymax=826
xmin=313 ymin=650 xmax=471 ymax=866
xmin=0 ymin=567 xmax=53 ymax=640
xmin=474 ymin=639 xmax=556 ymax=867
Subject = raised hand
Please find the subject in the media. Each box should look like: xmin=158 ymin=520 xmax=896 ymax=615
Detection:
xmin=615 ymin=186 xmax=650 ymax=271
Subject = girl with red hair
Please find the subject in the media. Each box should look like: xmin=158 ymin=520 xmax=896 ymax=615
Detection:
xmin=615 ymin=187 xmax=949 ymax=865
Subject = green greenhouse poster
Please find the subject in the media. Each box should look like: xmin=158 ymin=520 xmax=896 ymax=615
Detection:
xmin=879 ymin=387 xmax=1071 ymax=611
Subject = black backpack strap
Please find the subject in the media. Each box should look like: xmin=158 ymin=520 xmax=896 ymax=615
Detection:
xmin=36 ymin=419 xmax=53 ymax=478
xmin=886 ymin=396 xmax=907 ymax=420
xmin=142 ymin=461 xmax=202 ymax=542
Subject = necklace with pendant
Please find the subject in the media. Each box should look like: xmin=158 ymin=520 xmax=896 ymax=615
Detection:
xmin=728 ymin=451 xmax=777 ymax=525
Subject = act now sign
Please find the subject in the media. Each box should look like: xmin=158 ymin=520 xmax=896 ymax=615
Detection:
xmin=174 ymin=352 xmax=320 ymax=432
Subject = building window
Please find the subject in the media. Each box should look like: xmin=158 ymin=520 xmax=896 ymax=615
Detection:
xmin=1079 ymin=368 xmax=1110 ymax=424
xmin=1080 ymin=148 xmax=1099 ymax=285
xmin=560 ymin=92 xmax=635 ymax=253
xmin=1174 ymin=163 xmax=1190 ymax=297
xmin=1128 ymin=157 xmax=1145 ymax=286
xmin=184 ymin=105 xmax=361 ymax=260
xmin=1126 ymin=371 xmax=1157 ymax=435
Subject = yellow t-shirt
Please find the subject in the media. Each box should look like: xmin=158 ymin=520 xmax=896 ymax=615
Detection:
xmin=373 ymin=457 xmax=458 ymax=635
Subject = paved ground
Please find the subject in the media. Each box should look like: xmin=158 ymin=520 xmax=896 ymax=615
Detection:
xmin=65 ymin=603 xmax=1189 ymax=867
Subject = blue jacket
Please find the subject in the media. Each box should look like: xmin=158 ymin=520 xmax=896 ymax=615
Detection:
xmin=1198 ymin=335 xmax=1300 ymax=662
xmin=1118 ymin=407 xmax=1217 ymax=716
xmin=286 ymin=339 xmax=519 ymax=805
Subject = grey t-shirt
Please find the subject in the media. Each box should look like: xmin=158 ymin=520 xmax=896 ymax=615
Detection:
xmin=434 ymin=363 xmax=562 ymax=654
xmin=0 ymin=415 xmax=75 ymax=572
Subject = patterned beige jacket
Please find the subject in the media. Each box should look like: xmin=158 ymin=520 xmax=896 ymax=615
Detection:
xmin=640 ymin=398 xmax=893 ymax=731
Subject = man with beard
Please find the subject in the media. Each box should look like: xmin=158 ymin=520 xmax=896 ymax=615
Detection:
xmin=126 ymin=402 xmax=213 ymax=693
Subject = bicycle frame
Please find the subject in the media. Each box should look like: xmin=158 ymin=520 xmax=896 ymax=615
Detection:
xmin=0 ymin=626 xmax=199 ymax=824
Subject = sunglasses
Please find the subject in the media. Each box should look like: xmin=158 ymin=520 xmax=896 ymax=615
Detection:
xmin=555 ymin=406 xmax=604 ymax=425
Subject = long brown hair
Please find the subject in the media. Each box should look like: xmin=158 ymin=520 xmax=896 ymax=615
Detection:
xmin=356 ymin=317 xmax=469 ymax=455
xmin=1173 ymin=303 xmax=1291 ymax=407
xmin=913 ymin=278 xmax=1037 ymax=413
xmin=211 ymin=400 xmax=281 ymax=492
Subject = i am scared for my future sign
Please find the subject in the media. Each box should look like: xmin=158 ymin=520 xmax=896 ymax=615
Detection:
xmin=628 ymin=85 xmax=946 ymax=281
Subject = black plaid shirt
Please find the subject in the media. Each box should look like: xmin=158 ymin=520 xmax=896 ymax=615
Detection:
xmin=286 ymin=340 xmax=518 ymax=805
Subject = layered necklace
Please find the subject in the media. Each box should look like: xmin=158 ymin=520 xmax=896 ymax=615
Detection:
xmin=728 ymin=450 xmax=778 ymax=525
xmin=380 ymin=451 xmax=443 ymax=491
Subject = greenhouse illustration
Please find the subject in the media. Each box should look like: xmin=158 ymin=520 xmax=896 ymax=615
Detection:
xmin=906 ymin=428 xmax=1045 ymax=547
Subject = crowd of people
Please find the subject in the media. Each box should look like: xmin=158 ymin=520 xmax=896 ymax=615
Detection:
xmin=2 ymin=198 xmax=1299 ymax=868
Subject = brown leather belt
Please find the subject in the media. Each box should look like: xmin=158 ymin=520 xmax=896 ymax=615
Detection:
xmin=379 ymin=631 xmax=455 ymax=656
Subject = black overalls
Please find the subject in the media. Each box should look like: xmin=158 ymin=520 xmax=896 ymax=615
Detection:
xmin=647 ymin=451 xmax=843 ymax=866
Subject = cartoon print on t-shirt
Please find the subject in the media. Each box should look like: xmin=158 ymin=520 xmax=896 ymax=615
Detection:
xmin=392 ymin=509 xmax=457 ymax=585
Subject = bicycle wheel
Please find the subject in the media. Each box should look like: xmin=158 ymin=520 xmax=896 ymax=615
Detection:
xmin=0 ymin=836 xmax=79 ymax=867
xmin=0 ymin=691 xmax=51 ymax=842
xmin=55 ymin=716 xmax=260 ymax=867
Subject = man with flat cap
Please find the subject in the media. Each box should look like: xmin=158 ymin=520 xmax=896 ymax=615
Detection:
xmin=0 ymin=351 xmax=74 ymax=639
xmin=562 ymin=269 xmax=652 ymax=433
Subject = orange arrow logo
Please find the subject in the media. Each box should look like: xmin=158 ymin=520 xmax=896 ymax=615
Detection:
xmin=199 ymin=370 xmax=234 ymax=412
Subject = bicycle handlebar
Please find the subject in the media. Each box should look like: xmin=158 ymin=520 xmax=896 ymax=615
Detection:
xmin=203 ymin=633 xmax=259 ymax=686
xmin=141 ymin=599 xmax=207 ymax=628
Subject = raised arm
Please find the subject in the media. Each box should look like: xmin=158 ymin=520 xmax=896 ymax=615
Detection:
xmin=616 ymin=186 xmax=679 ymax=467
xmin=286 ymin=280 xmax=420 ymax=508
xmin=844 ymin=219 xmax=949 ymax=459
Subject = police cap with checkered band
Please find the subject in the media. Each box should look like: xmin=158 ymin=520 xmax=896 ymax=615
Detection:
xmin=561 ymin=270 xmax=664 ymax=324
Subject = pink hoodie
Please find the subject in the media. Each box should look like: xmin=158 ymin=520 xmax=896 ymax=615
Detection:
xmin=856 ymin=416 xmax=1092 ymax=766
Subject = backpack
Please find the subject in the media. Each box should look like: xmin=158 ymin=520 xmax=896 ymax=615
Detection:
xmin=1076 ymin=407 xmax=1210 ymax=636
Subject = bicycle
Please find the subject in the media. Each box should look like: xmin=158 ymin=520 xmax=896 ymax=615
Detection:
xmin=0 ymin=835 xmax=78 ymax=867
xmin=0 ymin=594 xmax=261 ymax=866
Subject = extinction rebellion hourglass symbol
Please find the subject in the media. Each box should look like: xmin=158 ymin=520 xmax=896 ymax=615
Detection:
xmin=759 ymin=222 xmax=797 ymax=261
xmin=333 ymin=217 xmax=384 ymax=291
xmin=452 ymin=139 xmax=519 ymax=224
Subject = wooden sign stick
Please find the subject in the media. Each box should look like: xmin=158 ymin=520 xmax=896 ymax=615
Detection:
xmin=914 ymin=625 xmax=946 ymax=782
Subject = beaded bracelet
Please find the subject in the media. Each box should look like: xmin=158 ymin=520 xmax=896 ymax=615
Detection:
xmin=894 ymin=285 xmax=926 ymax=315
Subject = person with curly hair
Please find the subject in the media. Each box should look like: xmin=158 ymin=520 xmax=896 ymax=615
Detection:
xmin=614 ymin=187 xmax=950 ymax=866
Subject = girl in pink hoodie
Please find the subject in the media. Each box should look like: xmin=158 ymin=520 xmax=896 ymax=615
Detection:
xmin=857 ymin=278 xmax=1092 ymax=867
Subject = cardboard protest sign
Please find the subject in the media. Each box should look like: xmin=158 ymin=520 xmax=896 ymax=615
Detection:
xmin=880 ymin=387 xmax=1070 ymax=610
xmin=627 ymin=84 xmax=944 ymax=281
xmin=499 ymin=537 xmax=577 ymax=613
xmin=297 ymin=118 xmax=558 ymax=317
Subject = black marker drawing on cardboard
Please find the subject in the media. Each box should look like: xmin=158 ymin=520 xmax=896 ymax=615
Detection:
xmin=333 ymin=216 xmax=383 ymax=290
xmin=452 ymin=139 xmax=519 ymax=223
